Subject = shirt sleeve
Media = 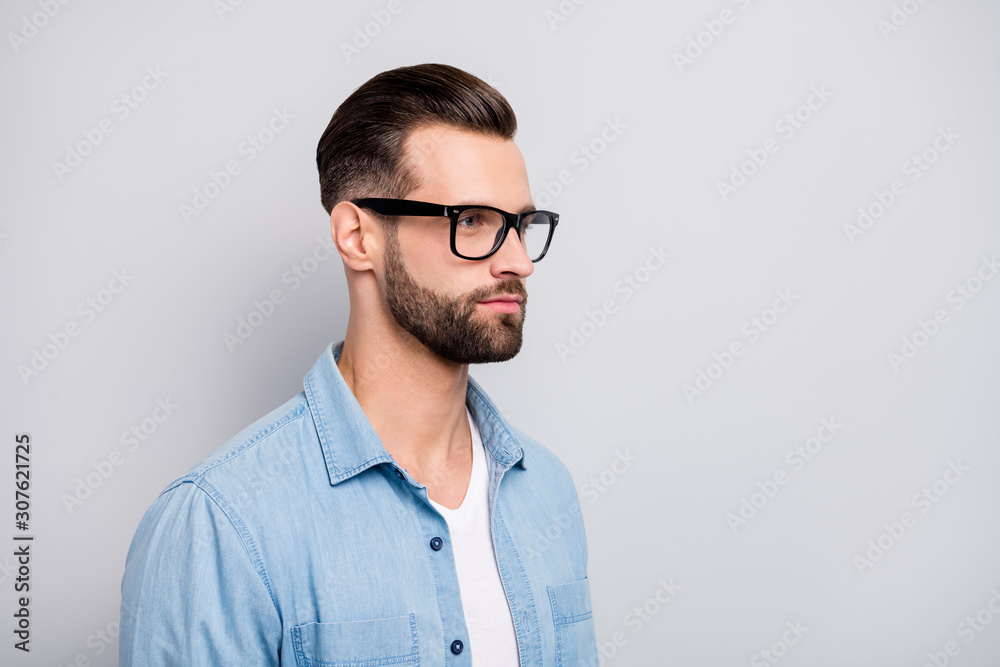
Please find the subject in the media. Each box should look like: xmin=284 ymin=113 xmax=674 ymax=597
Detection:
xmin=119 ymin=478 xmax=282 ymax=665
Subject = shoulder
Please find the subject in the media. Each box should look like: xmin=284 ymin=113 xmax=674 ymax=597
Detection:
xmin=506 ymin=421 xmax=580 ymax=503
xmin=126 ymin=390 xmax=315 ymax=573
xmin=162 ymin=391 xmax=313 ymax=496
xmin=498 ymin=420 xmax=591 ymax=570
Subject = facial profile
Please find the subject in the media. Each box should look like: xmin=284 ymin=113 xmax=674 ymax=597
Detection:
xmin=353 ymin=120 xmax=533 ymax=365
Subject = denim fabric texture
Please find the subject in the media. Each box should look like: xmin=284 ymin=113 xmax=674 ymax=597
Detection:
xmin=120 ymin=339 xmax=596 ymax=666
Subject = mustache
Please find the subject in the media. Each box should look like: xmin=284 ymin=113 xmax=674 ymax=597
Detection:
xmin=473 ymin=280 xmax=527 ymax=302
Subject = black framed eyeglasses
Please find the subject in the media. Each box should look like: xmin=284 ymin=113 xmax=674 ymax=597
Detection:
xmin=351 ymin=198 xmax=559 ymax=262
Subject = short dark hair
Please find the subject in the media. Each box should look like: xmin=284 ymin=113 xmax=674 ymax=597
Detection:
xmin=315 ymin=63 xmax=518 ymax=216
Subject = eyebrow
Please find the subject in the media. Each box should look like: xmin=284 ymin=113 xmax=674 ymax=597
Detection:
xmin=452 ymin=199 xmax=536 ymax=214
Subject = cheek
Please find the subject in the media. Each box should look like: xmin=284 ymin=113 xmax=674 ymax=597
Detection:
xmin=395 ymin=226 xmax=445 ymax=275
xmin=393 ymin=224 xmax=499 ymax=298
xmin=396 ymin=229 xmax=468 ymax=291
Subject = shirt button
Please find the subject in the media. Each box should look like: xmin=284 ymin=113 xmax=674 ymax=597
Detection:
xmin=394 ymin=468 xmax=405 ymax=480
xmin=450 ymin=639 xmax=464 ymax=654
xmin=429 ymin=536 xmax=443 ymax=551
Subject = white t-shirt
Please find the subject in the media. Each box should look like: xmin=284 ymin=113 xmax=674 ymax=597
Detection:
xmin=427 ymin=407 xmax=521 ymax=666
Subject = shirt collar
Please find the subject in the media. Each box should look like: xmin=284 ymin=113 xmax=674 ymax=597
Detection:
xmin=304 ymin=340 xmax=527 ymax=487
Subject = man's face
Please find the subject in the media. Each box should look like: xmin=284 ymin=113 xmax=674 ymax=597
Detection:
xmin=380 ymin=124 xmax=536 ymax=365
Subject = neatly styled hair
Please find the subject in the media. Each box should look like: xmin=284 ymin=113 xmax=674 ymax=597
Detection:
xmin=316 ymin=63 xmax=518 ymax=216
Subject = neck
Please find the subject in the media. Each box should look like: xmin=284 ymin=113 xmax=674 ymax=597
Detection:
xmin=336 ymin=317 xmax=472 ymax=476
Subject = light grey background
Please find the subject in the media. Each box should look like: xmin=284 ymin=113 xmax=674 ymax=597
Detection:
xmin=2 ymin=0 xmax=999 ymax=665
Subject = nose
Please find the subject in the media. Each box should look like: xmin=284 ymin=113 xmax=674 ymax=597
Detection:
xmin=491 ymin=224 xmax=534 ymax=277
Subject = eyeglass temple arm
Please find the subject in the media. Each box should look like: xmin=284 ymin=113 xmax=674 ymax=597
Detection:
xmin=351 ymin=199 xmax=449 ymax=217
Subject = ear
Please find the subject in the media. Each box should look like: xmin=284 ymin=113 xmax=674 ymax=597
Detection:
xmin=331 ymin=201 xmax=382 ymax=272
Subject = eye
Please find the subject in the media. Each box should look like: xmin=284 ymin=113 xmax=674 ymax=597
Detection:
xmin=457 ymin=211 xmax=486 ymax=228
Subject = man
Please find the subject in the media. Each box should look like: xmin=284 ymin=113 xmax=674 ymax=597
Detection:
xmin=120 ymin=63 xmax=596 ymax=666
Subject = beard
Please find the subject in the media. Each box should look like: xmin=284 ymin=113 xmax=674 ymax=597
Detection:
xmin=382 ymin=228 xmax=527 ymax=365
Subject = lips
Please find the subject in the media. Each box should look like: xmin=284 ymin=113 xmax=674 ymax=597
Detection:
xmin=478 ymin=294 xmax=523 ymax=304
xmin=477 ymin=294 xmax=523 ymax=314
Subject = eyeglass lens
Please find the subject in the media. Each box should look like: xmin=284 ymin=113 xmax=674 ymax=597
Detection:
xmin=455 ymin=209 xmax=552 ymax=260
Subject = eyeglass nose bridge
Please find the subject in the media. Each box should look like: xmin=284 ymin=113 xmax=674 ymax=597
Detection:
xmin=490 ymin=211 xmax=532 ymax=256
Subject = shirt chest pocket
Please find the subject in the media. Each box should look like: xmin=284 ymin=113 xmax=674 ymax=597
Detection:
xmin=291 ymin=613 xmax=420 ymax=667
xmin=548 ymin=577 xmax=596 ymax=666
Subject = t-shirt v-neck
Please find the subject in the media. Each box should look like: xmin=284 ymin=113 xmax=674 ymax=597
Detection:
xmin=428 ymin=406 xmax=486 ymax=522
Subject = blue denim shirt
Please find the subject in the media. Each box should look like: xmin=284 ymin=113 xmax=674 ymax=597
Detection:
xmin=120 ymin=340 xmax=596 ymax=666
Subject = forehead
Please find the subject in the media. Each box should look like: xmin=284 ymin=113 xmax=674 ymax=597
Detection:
xmin=402 ymin=124 xmax=531 ymax=206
